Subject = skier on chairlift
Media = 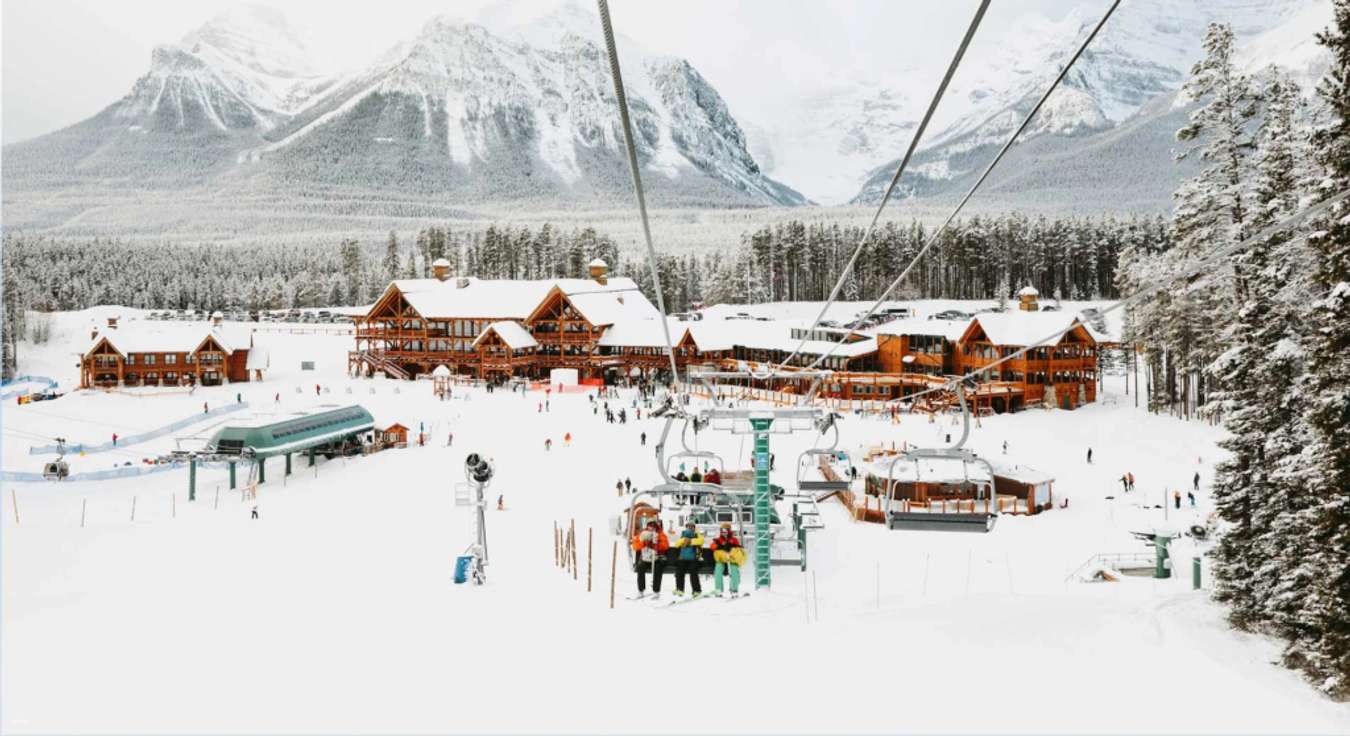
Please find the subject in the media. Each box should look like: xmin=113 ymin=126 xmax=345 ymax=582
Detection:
xmin=631 ymin=520 xmax=669 ymax=599
xmin=709 ymin=522 xmax=745 ymax=598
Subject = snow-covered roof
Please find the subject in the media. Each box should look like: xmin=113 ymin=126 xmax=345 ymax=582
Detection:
xmin=245 ymin=344 xmax=270 ymax=370
xmin=384 ymin=276 xmax=654 ymax=324
xmin=985 ymin=459 xmax=1054 ymax=486
xmin=431 ymin=364 xmax=452 ymax=377
xmin=968 ymin=312 xmax=1091 ymax=347
xmin=597 ymin=319 xmax=687 ymax=348
xmin=686 ymin=319 xmax=878 ymax=359
xmin=472 ymin=321 xmax=538 ymax=350
xmin=432 ymin=257 xmax=451 ymax=267
xmin=863 ymin=456 xmax=995 ymax=485
xmin=588 ymin=257 xmax=608 ymax=268
xmin=870 ymin=317 xmax=970 ymax=342
xmin=1018 ymin=286 xmax=1040 ymax=297
xmin=86 ymin=322 xmax=256 ymax=357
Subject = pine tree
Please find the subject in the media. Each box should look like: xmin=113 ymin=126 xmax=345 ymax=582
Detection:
xmin=382 ymin=231 xmax=401 ymax=280
xmin=1288 ymin=0 xmax=1350 ymax=698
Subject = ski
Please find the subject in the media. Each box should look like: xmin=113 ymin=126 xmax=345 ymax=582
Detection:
xmin=665 ymin=594 xmax=709 ymax=607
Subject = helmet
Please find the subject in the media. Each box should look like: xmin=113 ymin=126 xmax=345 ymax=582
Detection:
xmin=685 ymin=521 xmax=696 ymax=529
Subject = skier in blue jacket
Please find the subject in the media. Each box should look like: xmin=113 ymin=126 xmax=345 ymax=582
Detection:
xmin=673 ymin=521 xmax=704 ymax=598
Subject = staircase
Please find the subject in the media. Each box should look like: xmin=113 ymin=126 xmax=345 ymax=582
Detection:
xmin=350 ymin=351 xmax=411 ymax=380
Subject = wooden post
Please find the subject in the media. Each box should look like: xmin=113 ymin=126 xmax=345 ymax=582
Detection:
xmin=587 ymin=528 xmax=594 ymax=592
xmin=130 ymin=496 xmax=137 ymax=522
xmin=10 ymin=489 xmax=18 ymax=526
xmin=172 ymin=493 xmax=176 ymax=519
xmin=81 ymin=498 xmax=87 ymax=528
xmin=609 ymin=540 xmax=618 ymax=609
xmin=214 ymin=486 xmax=220 ymax=510
xmin=554 ymin=521 xmax=560 ymax=567
xmin=571 ymin=523 xmax=579 ymax=581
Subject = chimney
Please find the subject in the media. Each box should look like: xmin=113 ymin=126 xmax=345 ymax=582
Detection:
xmin=1017 ymin=286 xmax=1040 ymax=312
xmin=211 ymin=311 xmax=224 ymax=327
xmin=432 ymin=258 xmax=452 ymax=281
xmin=106 ymin=316 xmax=119 ymax=329
xmin=588 ymin=258 xmax=609 ymax=285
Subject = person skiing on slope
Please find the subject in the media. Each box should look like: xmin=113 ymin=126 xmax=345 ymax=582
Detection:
xmin=631 ymin=520 xmax=669 ymax=599
xmin=1193 ymin=471 xmax=1200 ymax=492
xmin=1086 ymin=447 xmax=1093 ymax=464
xmin=1174 ymin=490 xmax=1182 ymax=510
xmin=616 ymin=479 xmax=625 ymax=497
xmin=1187 ymin=490 xmax=1196 ymax=508
xmin=709 ymin=522 xmax=745 ymax=597
xmin=1120 ymin=475 xmax=1129 ymax=493
xmin=640 ymin=431 xmax=647 ymax=446
xmin=672 ymin=521 xmax=704 ymax=598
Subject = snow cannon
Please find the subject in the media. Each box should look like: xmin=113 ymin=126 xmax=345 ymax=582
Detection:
xmin=465 ymin=453 xmax=494 ymax=484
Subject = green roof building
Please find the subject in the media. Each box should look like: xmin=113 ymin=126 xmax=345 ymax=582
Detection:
xmin=205 ymin=405 xmax=375 ymax=459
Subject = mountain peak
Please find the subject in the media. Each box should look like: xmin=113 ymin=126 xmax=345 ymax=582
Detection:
xmin=181 ymin=4 xmax=320 ymax=80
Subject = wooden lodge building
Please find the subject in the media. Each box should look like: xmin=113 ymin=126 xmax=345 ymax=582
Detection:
xmin=80 ymin=314 xmax=267 ymax=389
xmin=350 ymin=265 xmax=1103 ymax=412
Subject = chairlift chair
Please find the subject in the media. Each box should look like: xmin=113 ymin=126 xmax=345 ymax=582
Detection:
xmin=43 ymin=438 xmax=70 ymax=481
xmin=795 ymin=412 xmax=851 ymax=494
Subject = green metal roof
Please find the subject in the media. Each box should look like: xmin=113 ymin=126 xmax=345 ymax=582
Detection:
xmin=206 ymin=405 xmax=374 ymax=458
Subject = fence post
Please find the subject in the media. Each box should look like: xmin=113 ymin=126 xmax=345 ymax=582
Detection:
xmin=10 ymin=489 xmax=18 ymax=526
xmin=587 ymin=528 xmax=593 ymax=592
xmin=130 ymin=496 xmax=137 ymax=522
xmin=609 ymin=540 xmax=618 ymax=609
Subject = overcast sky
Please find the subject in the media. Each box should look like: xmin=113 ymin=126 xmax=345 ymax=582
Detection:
xmin=1 ymin=0 xmax=1082 ymax=145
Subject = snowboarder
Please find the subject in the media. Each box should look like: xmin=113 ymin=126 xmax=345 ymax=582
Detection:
xmin=236 ymin=393 xmax=242 ymax=404
xmin=112 ymin=433 xmax=118 ymax=447
xmin=632 ymin=520 xmax=669 ymax=599
xmin=274 ymin=392 xmax=280 ymax=404
xmin=640 ymin=431 xmax=647 ymax=446
xmin=545 ymin=438 xmax=553 ymax=451
xmin=1193 ymin=471 xmax=1200 ymax=492
xmin=1086 ymin=447 xmax=1093 ymax=464
xmin=709 ymin=522 xmax=744 ymax=597
xmin=1173 ymin=490 xmax=1182 ymax=510
xmin=672 ymin=521 xmax=704 ymax=598
xmin=770 ymin=453 xmax=776 ymax=470
xmin=447 ymin=432 xmax=454 ymax=447
xmin=250 ymin=506 xmax=259 ymax=520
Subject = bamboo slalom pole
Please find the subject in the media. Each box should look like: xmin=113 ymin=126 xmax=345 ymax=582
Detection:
xmin=81 ymin=498 xmax=87 ymax=528
xmin=554 ymin=521 xmax=560 ymax=567
xmin=131 ymin=496 xmax=137 ymax=522
xmin=609 ymin=540 xmax=617 ymax=609
xmin=10 ymin=489 xmax=18 ymax=526
xmin=571 ymin=526 xmax=579 ymax=582
xmin=587 ymin=528 xmax=593 ymax=592
xmin=172 ymin=493 xmax=176 ymax=519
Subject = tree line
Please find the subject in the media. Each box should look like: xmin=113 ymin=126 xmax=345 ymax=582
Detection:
xmin=1116 ymin=15 xmax=1350 ymax=697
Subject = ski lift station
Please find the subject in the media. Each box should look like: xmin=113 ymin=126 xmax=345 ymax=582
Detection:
xmin=201 ymin=404 xmax=374 ymax=487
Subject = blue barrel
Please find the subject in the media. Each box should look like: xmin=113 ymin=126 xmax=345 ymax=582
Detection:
xmin=454 ymin=555 xmax=474 ymax=584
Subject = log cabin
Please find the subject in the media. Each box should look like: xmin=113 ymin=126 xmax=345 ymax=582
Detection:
xmin=80 ymin=314 xmax=265 ymax=389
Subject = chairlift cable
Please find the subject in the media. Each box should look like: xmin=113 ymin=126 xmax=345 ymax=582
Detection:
xmin=769 ymin=0 xmax=991 ymax=377
xmin=798 ymin=0 xmax=1123 ymax=385
xmin=596 ymin=0 xmax=681 ymax=386
xmin=896 ymin=188 xmax=1350 ymax=408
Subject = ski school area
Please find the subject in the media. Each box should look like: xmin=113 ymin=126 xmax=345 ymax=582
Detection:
xmin=3 ymin=308 xmax=1348 ymax=734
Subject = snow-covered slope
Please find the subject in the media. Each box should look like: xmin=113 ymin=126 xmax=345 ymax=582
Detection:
xmin=757 ymin=0 xmax=1330 ymax=209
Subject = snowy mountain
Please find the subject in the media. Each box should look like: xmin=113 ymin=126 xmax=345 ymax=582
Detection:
xmin=754 ymin=0 xmax=1331 ymax=210
xmin=245 ymin=5 xmax=802 ymax=205
xmin=1 ymin=2 xmax=802 ymax=236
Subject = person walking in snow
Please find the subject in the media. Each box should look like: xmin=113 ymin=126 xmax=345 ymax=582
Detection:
xmin=1187 ymin=490 xmax=1196 ymax=508
xmin=624 ymin=478 xmax=632 ymax=493
xmin=497 ymin=495 xmax=504 ymax=511
xmin=112 ymin=433 xmax=118 ymax=447
xmin=1120 ymin=475 xmax=1129 ymax=493
xmin=632 ymin=520 xmax=669 ymax=599
xmin=709 ymin=522 xmax=744 ymax=597
xmin=545 ymin=438 xmax=553 ymax=451
xmin=616 ymin=479 xmax=625 ymax=497
xmin=251 ymin=505 xmax=259 ymax=520
xmin=640 ymin=431 xmax=647 ymax=446
xmin=1127 ymin=472 xmax=1135 ymax=491
xmin=203 ymin=402 xmax=209 ymax=414
xmin=1173 ymin=490 xmax=1182 ymax=510
xmin=447 ymin=432 xmax=454 ymax=447
xmin=672 ymin=521 xmax=704 ymax=598
xmin=564 ymin=432 xmax=572 ymax=447
xmin=236 ymin=392 xmax=242 ymax=404
xmin=1002 ymin=440 xmax=1008 ymax=455
xmin=1086 ymin=447 xmax=1093 ymax=464
xmin=315 ymin=383 xmax=321 ymax=396
xmin=1193 ymin=471 xmax=1200 ymax=492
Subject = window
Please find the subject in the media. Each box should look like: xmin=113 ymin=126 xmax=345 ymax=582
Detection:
xmin=166 ymin=354 xmax=177 ymax=365
xmin=126 ymin=354 xmax=136 ymax=366
xmin=144 ymin=354 xmax=156 ymax=366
